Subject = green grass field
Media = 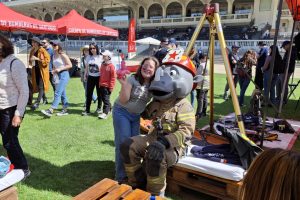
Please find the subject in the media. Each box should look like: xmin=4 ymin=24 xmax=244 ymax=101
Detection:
xmin=2 ymin=74 xmax=299 ymax=200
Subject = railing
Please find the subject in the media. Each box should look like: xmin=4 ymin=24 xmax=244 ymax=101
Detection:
xmin=15 ymin=39 xmax=290 ymax=56
xmin=178 ymin=40 xmax=287 ymax=54
xmin=138 ymin=13 xmax=252 ymax=27
xmin=95 ymin=13 xmax=252 ymax=28
xmin=101 ymin=20 xmax=129 ymax=28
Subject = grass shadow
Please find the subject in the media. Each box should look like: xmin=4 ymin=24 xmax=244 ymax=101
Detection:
xmin=21 ymin=153 xmax=115 ymax=196
xmin=101 ymin=140 xmax=115 ymax=147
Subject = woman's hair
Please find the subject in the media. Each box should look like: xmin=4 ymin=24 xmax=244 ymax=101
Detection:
xmin=0 ymin=34 xmax=14 ymax=58
xmin=55 ymin=43 xmax=64 ymax=54
xmin=89 ymin=43 xmax=100 ymax=56
xmin=241 ymin=50 xmax=257 ymax=66
xmin=81 ymin=47 xmax=89 ymax=56
xmin=199 ymin=53 xmax=207 ymax=60
xmin=135 ymin=56 xmax=159 ymax=84
xmin=239 ymin=148 xmax=300 ymax=200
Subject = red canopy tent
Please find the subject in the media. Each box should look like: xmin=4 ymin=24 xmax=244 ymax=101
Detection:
xmin=50 ymin=10 xmax=118 ymax=37
xmin=0 ymin=3 xmax=57 ymax=34
xmin=286 ymin=0 xmax=300 ymax=20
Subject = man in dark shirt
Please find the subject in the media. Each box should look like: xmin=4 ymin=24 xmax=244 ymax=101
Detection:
xmin=223 ymin=44 xmax=240 ymax=100
xmin=280 ymin=40 xmax=297 ymax=104
xmin=255 ymin=41 xmax=268 ymax=90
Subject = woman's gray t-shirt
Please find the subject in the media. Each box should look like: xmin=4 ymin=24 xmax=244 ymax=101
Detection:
xmin=115 ymin=75 xmax=152 ymax=114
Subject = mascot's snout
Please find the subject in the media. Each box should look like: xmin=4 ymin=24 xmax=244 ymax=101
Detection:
xmin=149 ymin=50 xmax=203 ymax=101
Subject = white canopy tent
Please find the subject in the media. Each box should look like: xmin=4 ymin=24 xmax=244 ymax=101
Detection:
xmin=135 ymin=37 xmax=161 ymax=45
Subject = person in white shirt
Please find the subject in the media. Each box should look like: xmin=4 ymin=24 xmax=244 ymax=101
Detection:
xmin=0 ymin=34 xmax=30 ymax=179
xmin=82 ymin=43 xmax=103 ymax=116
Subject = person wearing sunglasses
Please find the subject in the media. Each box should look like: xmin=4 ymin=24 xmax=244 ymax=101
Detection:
xmin=41 ymin=42 xmax=72 ymax=117
xmin=82 ymin=43 xmax=103 ymax=116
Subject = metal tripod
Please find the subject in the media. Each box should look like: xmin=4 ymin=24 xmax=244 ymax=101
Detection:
xmin=184 ymin=3 xmax=247 ymax=138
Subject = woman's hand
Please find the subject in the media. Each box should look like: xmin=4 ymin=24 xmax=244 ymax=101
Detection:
xmin=12 ymin=115 xmax=22 ymax=127
xmin=117 ymin=75 xmax=128 ymax=85
xmin=52 ymin=68 xmax=61 ymax=74
xmin=30 ymin=56 xmax=39 ymax=61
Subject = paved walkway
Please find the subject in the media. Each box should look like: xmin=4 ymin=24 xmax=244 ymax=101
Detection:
xmin=16 ymin=53 xmax=300 ymax=78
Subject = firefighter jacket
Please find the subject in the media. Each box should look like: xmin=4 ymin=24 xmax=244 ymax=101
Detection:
xmin=143 ymin=98 xmax=195 ymax=155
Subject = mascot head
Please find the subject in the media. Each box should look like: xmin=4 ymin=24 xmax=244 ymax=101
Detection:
xmin=149 ymin=49 xmax=203 ymax=101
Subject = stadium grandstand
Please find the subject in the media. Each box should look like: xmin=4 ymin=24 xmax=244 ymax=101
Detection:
xmin=1 ymin=0 xmax=295 ymax=40
xmin=1 ymin=0 xmax=296 ymax=56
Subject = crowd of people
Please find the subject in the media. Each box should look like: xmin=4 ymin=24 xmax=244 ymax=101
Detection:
xmin=25 ymin=37 xmax=117 ymax=119
xmin=0 ymin=31 xmax=300 ymax=199
xmin=223 ymin=40 xmax=297 ymax=108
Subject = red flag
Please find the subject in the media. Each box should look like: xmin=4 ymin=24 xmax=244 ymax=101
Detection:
xmin=128 ymin=19 xmax=136 ymax=53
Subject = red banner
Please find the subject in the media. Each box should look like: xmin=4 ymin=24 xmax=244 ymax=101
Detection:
xmin=128 ymin=19 xmax=136 ymax=53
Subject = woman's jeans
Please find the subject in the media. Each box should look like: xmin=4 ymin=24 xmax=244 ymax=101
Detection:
xmin=190 ymin=90 xmax=196 ymax=108
xmin=0 ymin=106 xmax=28 ymax=169
xmin=239 ymin=77 xmax=250 ymax=106
xmin=51 ymin=71 xmax=69 ymax=109
xmin=196 ymin=89 xmax=208 ymax=116
xmin=113 ymin=103 xmax=140 ymax=182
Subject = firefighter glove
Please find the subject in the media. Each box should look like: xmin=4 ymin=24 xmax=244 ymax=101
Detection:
xmin=157 ymin=136 xmax=170 ymax=149
xmin=147 ymin=141 xmax=165 ymax=161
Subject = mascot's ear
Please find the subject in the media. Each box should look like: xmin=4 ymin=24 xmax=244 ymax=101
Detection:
xmin=193 ymin=75 xmax=203 ymax=84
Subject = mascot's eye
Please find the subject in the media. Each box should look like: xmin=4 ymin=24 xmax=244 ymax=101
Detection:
xmin=170 ymin=70 xmax=177 ymax=76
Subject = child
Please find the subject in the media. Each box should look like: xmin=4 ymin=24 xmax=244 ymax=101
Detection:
xmin=112 ymin=56 xmax=159 ymax=183
xmin=98 ymin=50 xmax=116 ymax=119
xmin=196 ymin=54 xmax=209 ymax=119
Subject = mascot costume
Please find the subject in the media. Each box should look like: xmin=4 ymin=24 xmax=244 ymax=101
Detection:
xmin=120 ymin=50 xmax=202 ymax=196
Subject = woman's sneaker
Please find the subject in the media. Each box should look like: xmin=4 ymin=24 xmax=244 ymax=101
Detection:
xmin=41 ymin=109 xmax=53 ymax=117
xmin=31 ymin=103 xmax=39 ymax=111
xmin=98 ymin=113 xmax=107 ymax=119
xmin=57 ymin=109 xmax=69 ymax=116
xmin=95 ymin=108 xmax=103 ymax=114
xmin=22 ymin=168 xmax=31 ymax=181
xmin=82 ymin=111 xmax=90 ymax=116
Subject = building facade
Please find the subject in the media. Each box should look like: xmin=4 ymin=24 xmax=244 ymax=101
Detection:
xmin=3 ymin=0 xmax=295 ymax=35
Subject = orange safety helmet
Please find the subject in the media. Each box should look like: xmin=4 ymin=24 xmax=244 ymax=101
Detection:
xmin=162 ymin=50 xmax=197 ymax=77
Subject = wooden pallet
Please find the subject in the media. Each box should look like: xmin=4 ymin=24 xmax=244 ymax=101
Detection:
xmin=73 ymin=178 xmax=164 ymax=200
xmin=167 ymin=165 xmax=242 ymax=200
xmin=0 ymin=186 xmax=18 ymax=200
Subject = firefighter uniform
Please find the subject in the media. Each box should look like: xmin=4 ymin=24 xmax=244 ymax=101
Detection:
xmin=120 ymin=97 xmax=195 ymax=195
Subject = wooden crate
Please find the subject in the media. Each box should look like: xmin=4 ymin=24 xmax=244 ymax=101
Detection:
xmin=0 ymin=186 xmax=18 ymax=200
xmin=73 ymin=178 xmax=164 ymax=200
xmin=167 ymin=165 xmax=242 ymax=200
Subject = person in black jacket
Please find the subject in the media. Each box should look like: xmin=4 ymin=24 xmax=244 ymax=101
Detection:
xmin=223 ymin=44 xmax=240 ymax=100
xmin=262 ymin=45 xmax=283 ymax=105
xmin=255 ymin=41 xmax=268 ymax=90
xmin=280 ymin=41 xmax=297 ymax=104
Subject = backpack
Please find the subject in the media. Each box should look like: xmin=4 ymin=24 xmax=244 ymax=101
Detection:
xmin=10 ymin=58 xmax=18 ymax=72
